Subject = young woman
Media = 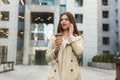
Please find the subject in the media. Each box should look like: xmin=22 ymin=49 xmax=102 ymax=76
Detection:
xmin=46 ymin=12 xmax=83 ymax=80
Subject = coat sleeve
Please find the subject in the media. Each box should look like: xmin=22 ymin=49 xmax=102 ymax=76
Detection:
xmin=45 ymin=36 xmax=56 ymax=63
xmin=68 ymin=35 xmax=83 ymax=56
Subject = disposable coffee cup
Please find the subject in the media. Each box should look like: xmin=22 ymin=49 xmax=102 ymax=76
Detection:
xmin=55 ymin=33 xmax=63 ymax=45
xmin=55 ymin=33 xmax=62 ymax=38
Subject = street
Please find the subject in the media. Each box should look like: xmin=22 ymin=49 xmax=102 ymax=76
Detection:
xmin=0 ymin=65 xmax=116 ymax=80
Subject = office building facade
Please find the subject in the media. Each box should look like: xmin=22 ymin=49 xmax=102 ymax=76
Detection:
xmin=0 ymin=0 xmax=119 ymax=66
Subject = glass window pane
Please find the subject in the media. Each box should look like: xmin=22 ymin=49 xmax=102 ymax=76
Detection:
xmin=102 ymin=24 xmax=109 ymax=31
xmin=32 ymin=0 xmax=54 ymax=6
xmin=60 ymin=5 xmax=66 ymax=14
xmin=75 ymin=14 xmax=83 ymax=23
xmin=103 ymin=37 xmax=109 ymax=45
xmin=19 ymin=13 xmax=24 ymax=22
xmin=30 ymin=12 xmax=54 ymax=47
xmin=102 ymin=11 xmax=109 ymax=18
xmin=0 ymin=11 xmax=9 ymax=21
xmin=75 ymin=0 xmax=83 ymax=7
xmin=0 ymin=46 xmax=8 ymax=62
xmin=0 ymin=28 xmax=9 ymax=38
xmin=0 ymin=0 xmax=10 ymax=4
xmin=102 ymin=0 xmax=108 ymax=6
xmin=19 ymin=0 xmax=25 ymax=5
xmin=103 ymin=50 xmax=110 ymax=54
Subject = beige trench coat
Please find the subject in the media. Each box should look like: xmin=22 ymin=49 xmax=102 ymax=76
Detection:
xmin=46 ymin=35 xmax=83 ymax=80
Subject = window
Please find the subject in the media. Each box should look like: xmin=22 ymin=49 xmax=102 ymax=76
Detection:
xmin=75 ymin=0 xmax=83 ymax=7
xmin=102 ymin=24 xmax=109 ymax=31
xmin=60 ymin=5 xmax=66 ymax=14
xmin=102 ymin=11 xmax=109 ymax=18
xmin=103 ymin=50 xmax=110 ymax=54
xmin=0 ymin=0 xmax=10 ymax=4
xmin=19 ymin=0 xmax=25 ymax=5
xmin=32 ymin=0 xmax=54 ymax=6
xmin=0 ymin=46 xmax=8 ymax=62
xmin=31 ymin=33 xmax=34 ymax=40
xmin=18 ymin=31 xmax=24 ymax=39
xmin=0 ymin=28 xmax=8 ymax=38
xmin=102 ymin=0 xmax=108 ymax=6
xmin=0 ymin=11 xmax=9 ymax=21
xmin=37 ymin=33 xmax=44 ymax=40
xmin=103 ymin=37 xmax=109 ymax=45
xmin=75 ymin=14 xmax=83 ymax=23
xmin=116 ymin=19 xmax=118 ymax=28
xmin=19 ymin=13 xmax=24 ymax=22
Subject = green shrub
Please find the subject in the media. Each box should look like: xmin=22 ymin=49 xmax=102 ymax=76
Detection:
xmin=92 ymin=53 xmax=115 ymax=63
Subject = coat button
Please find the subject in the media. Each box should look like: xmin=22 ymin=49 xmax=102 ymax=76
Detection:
xmin=71 ymin=59 xmax=73 ymax=62
xmin=56 ymin=60 xmax=58 ymax=63
xmin=54 ymin=70 xmax=56 ymax=72
xmin=72 ymin=50 xmax=74 ymax=53
xmin=71 ymin=69 xmax=73 ymax=72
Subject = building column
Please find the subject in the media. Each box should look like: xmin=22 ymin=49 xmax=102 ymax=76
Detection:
xmin=54 ymin=0 xmax=60 ymax=33
xmin=23 ymin=5 xmax=31 ymax=65
xmin=7 ymin=0 xmax=19 ymax=64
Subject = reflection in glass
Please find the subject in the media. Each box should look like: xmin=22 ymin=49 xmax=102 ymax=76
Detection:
xmin=75 ymin=14 xmax=83 ymax=23
xmin=19 ymin=0 xmax=25 ymax=5
xmin=102 ymin=11 xmax=109 ymax=18
xmin=102 ymin=24 xmax=109 ymax=31
xmin=0 ymin=28 xmax=8 ymax=38
xmin=60 ymin=5 xmax=66 ymax=14
xmin=0 ymin=11 xmax=9 ymax=21
xmin=30 ymin=12 xmax=54 ymax=47
xmin=17 ymin=5 xmax=25 ymax=64
xmin=0 ymin=46 xmax=8 ymax=63
xmin=32 ymin=0 xmax=54 ymax=5
xmin=19 ymin=13 xmax=24 ymax=22
xmin=103 ymin=37 xmax=109 ymax=45
xmin=102 ymin=0 xmax=108 ymax=6
xmin=30 ymin=23 xmax=53 ymax=47
xmin=75 ymin=0 xmax=83 ymax=7
xmin=0 ymin=0 xmax=10 ymax=4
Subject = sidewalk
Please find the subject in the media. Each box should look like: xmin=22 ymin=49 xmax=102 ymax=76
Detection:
xmin=0 ymin=65 xmax=116 ymax=80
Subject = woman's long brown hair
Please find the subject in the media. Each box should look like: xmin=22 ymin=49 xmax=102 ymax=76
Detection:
xmin=57 ymin=12 xmax=80 ymax=36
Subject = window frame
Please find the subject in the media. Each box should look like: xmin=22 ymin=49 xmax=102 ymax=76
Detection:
xmin=103 ymin=37 xmax=110 ymax=45
xmin=102 ymin=0 xmax=108 ymax=6
xmin=75 ymin=14 xmax=83 ymax=23
xmin=102 ymin=24 xmax=109 ymax=31
xmin=102 ymin=11 xmax=109 ymax=18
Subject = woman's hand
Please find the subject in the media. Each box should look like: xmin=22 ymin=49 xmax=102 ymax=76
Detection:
xmin=69 ymin=23 xmax=74 ymax=36
xmin=54 ymin=37 xmax=62 ymax=56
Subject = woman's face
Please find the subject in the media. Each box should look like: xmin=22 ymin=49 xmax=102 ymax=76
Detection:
xmin=60 ymin=14 xmax=71 ymax=31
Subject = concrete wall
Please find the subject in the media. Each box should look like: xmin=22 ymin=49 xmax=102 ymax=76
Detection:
xmin=97 ymin=0 xmax=117 ymax=54
xmin=66 ymin=0 xmax=98 ymax=66
xmin=0 ymin=0 xmax=119 ymax=65
xmin=0 ymin=0 xmax=19 ymax=63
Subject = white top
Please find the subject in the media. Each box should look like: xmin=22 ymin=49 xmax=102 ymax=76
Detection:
xmin=62 ymin=38 xmax=68 ymax=51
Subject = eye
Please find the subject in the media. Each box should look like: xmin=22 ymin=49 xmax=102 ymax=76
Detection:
xmin=65 ymin=18 xmax=69 ymax=21
xmin=60 ymin=18 xmax=63 ymax=21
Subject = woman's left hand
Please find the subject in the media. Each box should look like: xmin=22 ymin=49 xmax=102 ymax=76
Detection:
xmin=69 ymin=23 xmax=74 ymax=35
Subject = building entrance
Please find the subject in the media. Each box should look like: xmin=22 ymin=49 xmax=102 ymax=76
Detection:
xmin=35 ymin=50 xmax=48 ymax=65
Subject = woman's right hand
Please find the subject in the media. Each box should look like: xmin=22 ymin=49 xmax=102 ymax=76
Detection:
xmin=54 ymin=37 xmax=62 ymax=56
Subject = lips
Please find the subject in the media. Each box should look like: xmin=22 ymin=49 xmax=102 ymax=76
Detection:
xmin=62 ymin=24 xmax=66 ymax=26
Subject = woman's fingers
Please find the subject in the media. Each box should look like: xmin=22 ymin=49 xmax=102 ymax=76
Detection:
xmin=69 ymin=24 xmax=74 ymax=35
xmin=55 ymin=39 xmax=62 ymax=48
